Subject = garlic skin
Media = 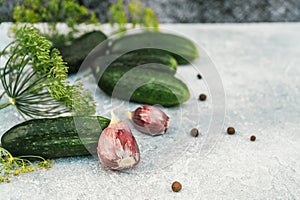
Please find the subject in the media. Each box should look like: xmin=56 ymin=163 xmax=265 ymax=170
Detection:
xmin=97 ymin=115 xmax=140 ymax=170
xmin=129 ymin=106 xmax=170 ymax=136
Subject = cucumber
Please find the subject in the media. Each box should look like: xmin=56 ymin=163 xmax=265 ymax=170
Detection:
xmin=1 ymin=116 xmax=110 ymax=158
xmin=57 ymin=31 xmax=107 ymax=74
xmin=97 ymin=65 xmax=190 ymax=107
xmin=92 ymin=48 xmax=178 ymax=75
xmin=110 ymin=32 xmax=199 ymax=65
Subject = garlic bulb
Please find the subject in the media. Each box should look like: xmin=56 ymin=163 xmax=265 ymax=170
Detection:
xmin=97 ymin=113 xmax=140 ymax=170
xmin=129 ymin=106 xmax=169 ymax=136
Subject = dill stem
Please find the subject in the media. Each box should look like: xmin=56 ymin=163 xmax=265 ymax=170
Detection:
xmin=0 ymin=92 xmax=5 ymax=99
xmin=0 ymin=147 xmax=13 ymax=158
xmin=0 ymin=101 xmax=11 ymax=110
xmin=19 ymin=155 xmax=46 ymax=162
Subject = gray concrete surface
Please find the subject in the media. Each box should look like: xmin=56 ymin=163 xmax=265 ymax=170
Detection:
xmin=0 ymin=22 xmax=299 ymax=199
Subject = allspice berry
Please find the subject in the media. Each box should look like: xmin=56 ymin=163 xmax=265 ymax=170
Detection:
xmin=250 ymin=135 xmax=256 ymax=141
xmin=199 ymin=93 xmax=207 ymax=101
xmin=227 ymin=127 xmax=235 ymax=135
xmin=190 ymin=128 xmax=199 ymax=137
xmin=171 ymin=181 xmax=182 ymax=192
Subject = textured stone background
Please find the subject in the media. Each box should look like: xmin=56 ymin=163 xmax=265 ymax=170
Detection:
xmin=1 ymin=22 xmax=300 ymax=200
xmin=1 ymin=0 xmax=300 ymax=23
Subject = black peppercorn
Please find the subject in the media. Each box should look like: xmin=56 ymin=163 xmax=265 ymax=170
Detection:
xmin=199 ymin=94 xmax=207 ymax=101
xmin=171 ymin=181 xmax=182 ymax=192
xmin=250 ymin=135 xmax=256 ymax=141
xmin=197 ymin=74 xmax=202 ymax=79
xmin=190 ymin=128 xmax=199 ymax=137
xmin=227 ymin=127 xmax=235 ymax=135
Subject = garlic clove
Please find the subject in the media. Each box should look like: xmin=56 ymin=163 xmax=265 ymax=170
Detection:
xmin=97 ymin=113 xmax=140 ymax=170
xmin=129 ymin=106 xmax=170 ymax=136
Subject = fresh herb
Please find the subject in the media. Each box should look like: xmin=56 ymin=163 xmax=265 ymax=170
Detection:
xmin=13 ymin=0 xmax=98 ymax=47
xmin=0 ymin=147 xmax=54 ymax=183
xmin=109 ymin=0 xmax=127 ymax=32
xmin=0 ymin=26 xmax=95 ymax=118
xmin=109 ymin=0 xmax=159 ymax=32
xmin=13 ymin=0 xmax=159 ymax=40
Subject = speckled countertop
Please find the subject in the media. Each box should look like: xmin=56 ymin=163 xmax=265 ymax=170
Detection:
xmin=0 ymin=23 xmax=300 ymax=199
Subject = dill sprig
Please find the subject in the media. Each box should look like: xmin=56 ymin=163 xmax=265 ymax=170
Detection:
xmin=109 ymin=0 xmax=160 ymax=32
xmin=13 ymin=0 xmax=98 ymax=47
xmin=0 ymin=147 xmax=54 ymax=183
xmin=0 ymin=26 xmax=95 ymax=118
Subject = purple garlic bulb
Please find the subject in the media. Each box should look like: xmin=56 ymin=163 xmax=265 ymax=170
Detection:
xmin=129 ymin=106 xmax=170 ymax=136
xmin=97 ymin=113 xmax=140 ymax=170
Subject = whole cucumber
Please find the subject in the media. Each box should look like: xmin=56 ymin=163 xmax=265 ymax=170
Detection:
xmin=57 ymin=31 xmax=107 ymax=74
xmin=1 ymin=116 xmax=110 ymax=158
xmin=110 ymin=32 xmax=199 ymax=65
xmin=92 ymin=48 xmax=178 ymax=76
xmin=98 ymin=65 xmax=190 ymax=107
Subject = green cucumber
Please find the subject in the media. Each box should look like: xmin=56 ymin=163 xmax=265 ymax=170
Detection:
xmin=97 ymin=65 xmax=190 ymax=107
xmin=0 ymin=116 xmax=110 ymax=158
xmin=92 ymin=48 xmax=178 ymax=75
xmin=110 ymin=32 xmax=199 ymax=65
xmin=57 ymin=31 xmax=107 ymax=74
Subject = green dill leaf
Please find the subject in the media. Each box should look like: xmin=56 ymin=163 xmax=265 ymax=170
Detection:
xmin=13 ymin=0 xmax=99 ymax=46
xmin=143 ymin=7 xmax=160 ymax=31
xmin=128 ymin=1 xmax=143 ymax=27
xmin=0 ymin=147 xmax=54 ymax=184
xmin=109 ymin=0 xmax=128 ymax=32
xmin=108 ymin=0 xmax=160 ymax=32
xmin=0 ymin=26 xmax=96 ymax=118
